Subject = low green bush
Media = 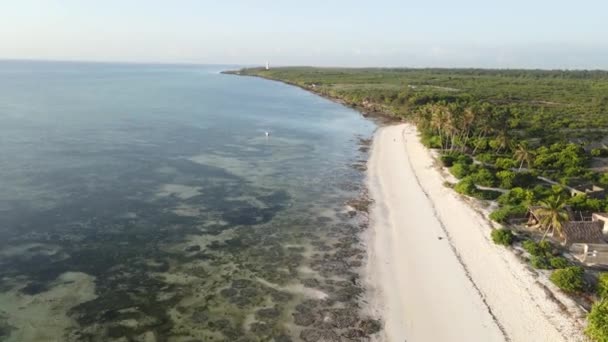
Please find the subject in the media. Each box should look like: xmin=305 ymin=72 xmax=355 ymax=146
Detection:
xmin=598 ymin=273 xmax=608 ymax=299
xmin=489 ymin=205 xmax=527 ymax=223
xmin=522 ymin=240 xmax=544 ymax=256
xmin=475 ymin=152 xmax=496 ymax=164
xmin=476 ymin=189 xmax=501 ymax=200
xmin=420 ymin=134 xmax=442 ymax=148
xmin=450 ymin=162 xmax=472 ymax=179
xmin=489 ymin=208 xmax=509 ymax=223
xmin=491 ymin=229 xmax=515 ymax=246
xmin=496 ymin=170 xmax=516 ymax=189
xmin=550 ymin=266 xmax=585 ymax=293
xmin=586 ymin=300 xmax=608 ymax=342
xmin=549 ymin=257 xmax=570 ymax=269
xmin=538 ymin=240 xmax=554 ymax=254
xmin=522 ymin=240 xmax=553 ymax=257
xmin=472 ymin=168 xmax=497 ymax=187
xmin=513 ymin=172 xmax=537 ymax=188
xmin=456 ymin=154 xmax=473 ymax=165
xmin=454 ymin=177 xmax=476 ymax=195
xmin=497 ymin=187 xmax=534 ymax=206
xmin=530 ymin=255 xmax=552 ymax=269
xmin=440 ymin=154 xmax=456 ymax=167
xmin=495 ymin=157 xmax=517 ymax=170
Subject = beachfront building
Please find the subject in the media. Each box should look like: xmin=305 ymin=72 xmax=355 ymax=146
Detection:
xmin=562 ymin=221 xmax=605 ymax=245
xmin=526 ymin=206 xmax=607 ymax=245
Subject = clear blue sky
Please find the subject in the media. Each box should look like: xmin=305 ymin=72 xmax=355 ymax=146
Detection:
xmin=2 ymin=0 xmax=607 ymax=69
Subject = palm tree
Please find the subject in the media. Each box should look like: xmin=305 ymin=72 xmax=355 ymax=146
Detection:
xmin=494 ymin=128 xmax=510 ymax=153
xmin=514 ymin=142 xmax=534 ymax=171
xmin=534 ymin=196 xmax=570 ymax=241
xmin=429 ymin=104 xmax=445 ymax=148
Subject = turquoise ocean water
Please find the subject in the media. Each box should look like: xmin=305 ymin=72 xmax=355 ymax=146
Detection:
xmin=0 ymin=61 xmax=376 ymax=341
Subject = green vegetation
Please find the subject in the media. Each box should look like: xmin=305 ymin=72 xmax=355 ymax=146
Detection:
xmin=453 ymin=177 xmax=501 ymax=200
xmin=550 ymin=266 xmax=586 ymax=293
xmin=598 ymin=274 xmax=608 ymax=299
xmin=522 ymin=240 xmax=553 ymax=257
xmin=491 ymin=229 xmax=515 ymax=246
xmin=549 ymin=256 xmax=570 ymax=269
xmin=534 ymin=196 xmax=570 ymax=240
xmin=521 ymin=239 xmax=568 ymax=270
xmin=587 ymin=300 xmax=608 ymax=342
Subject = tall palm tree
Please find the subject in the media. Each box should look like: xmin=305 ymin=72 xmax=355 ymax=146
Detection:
xmin=458 ymin=107 xmax=476 ymax=151
xmin=534 ymin=196 xmax=570 ymax=241
xmin=494 ymin=128 xmax=510 ymax=153
xmin=429 ymin=105 xmax=445 ymax=149
xmin=514 ymin=142 xmax=535 ymax=171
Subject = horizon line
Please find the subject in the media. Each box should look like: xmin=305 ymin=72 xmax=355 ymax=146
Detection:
xmin=1 ymin=57 xmax=607 ymax=72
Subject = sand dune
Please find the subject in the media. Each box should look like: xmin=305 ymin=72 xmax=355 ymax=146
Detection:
xmin=365 ymin=124 xmax=585 ymax=342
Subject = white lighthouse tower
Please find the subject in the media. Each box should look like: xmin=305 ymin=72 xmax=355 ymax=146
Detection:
xmin=265 ymin=61 xmax=270 ymax=70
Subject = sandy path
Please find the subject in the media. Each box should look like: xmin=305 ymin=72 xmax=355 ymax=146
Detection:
xmin=365 ymin=124 xmax=584 ymax=342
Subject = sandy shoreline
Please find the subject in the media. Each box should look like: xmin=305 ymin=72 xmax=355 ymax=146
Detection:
xmin=365 ymin=124 xmax=586 ymax=342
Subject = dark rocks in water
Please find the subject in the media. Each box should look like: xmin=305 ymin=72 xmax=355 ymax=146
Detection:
xmin=267 ymin=288 xmax=293 ymax=303
xmin=332 ymin=285 xmax=364 ymax=303
xmin=249 ymin=322 xmax=271 ymax=335
xmin=190 ymin=309 xmax=209 ymax=324
xmin=293 ymin=301 xmax=317 ymax=327
xmin=335 ymin=247 xmax=364 ymax=259
xmin=316 ymin=308 xmax=358 ymax=329
xmin=342 ymin=329 xmax=366 ymax=339
xmin=315 ymin=216 xmax=333 ymax=224
xmin=20 ymin=282 xmax=48 ymax=295
xmin=300 ymin=329 xmax=340 ymax=342
xmin=273 ymin=334 xmax=293 ymax=342
xmin=301 ymin=278 xmax=320 ymax=288
xmin=350 ymin=162 xmax=367 ymax=172
xmin=220 ymin=288 xmax=238 ymax=298
xmin=359 ymin=319 xmax=382 ymax=335
xmin=208 ymin=318 xmax=242 ymax=340
xmin=229 ymin=295 xmax=252 ymax=308
xmin=208 ymin=318 xmax=230 ymax=330
xmin=358 ymin=145 xmax=370 ymax=153
xmin=346 ymin=197 xmax=373 ymax=213
xmin=255 ymin=306 xmax=281 ymax=320
xmin=348 ymin=260 xmax=363 ymax=267
xmin=184 ymin=245 xmax=201 ymax=252
xmin=231 ymin=279 xmax=254 ymax=289
xmin=0 ymin=317 xmax=14 ymax=338
xmin=293 ymin=311 xmax=315 ymax=327
xmin=240 ymin=287 xmax=259 ymax=298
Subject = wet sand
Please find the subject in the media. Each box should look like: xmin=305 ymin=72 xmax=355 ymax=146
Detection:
xmin=365 ymin=124 xmax=584 ymax=342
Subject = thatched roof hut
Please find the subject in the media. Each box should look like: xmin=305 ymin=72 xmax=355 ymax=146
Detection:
xmin=525 ymin=206 xmax=542 ymax=226
xmin=562 ymin=221 xmax=605 ymax=245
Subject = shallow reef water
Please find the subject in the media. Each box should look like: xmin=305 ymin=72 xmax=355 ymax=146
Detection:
xmin=0 ymin=61 xmax=377 ymax=341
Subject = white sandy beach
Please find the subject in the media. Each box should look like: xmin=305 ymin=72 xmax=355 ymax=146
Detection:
xmin=365 ymin=124 xmax=586 ymax=342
